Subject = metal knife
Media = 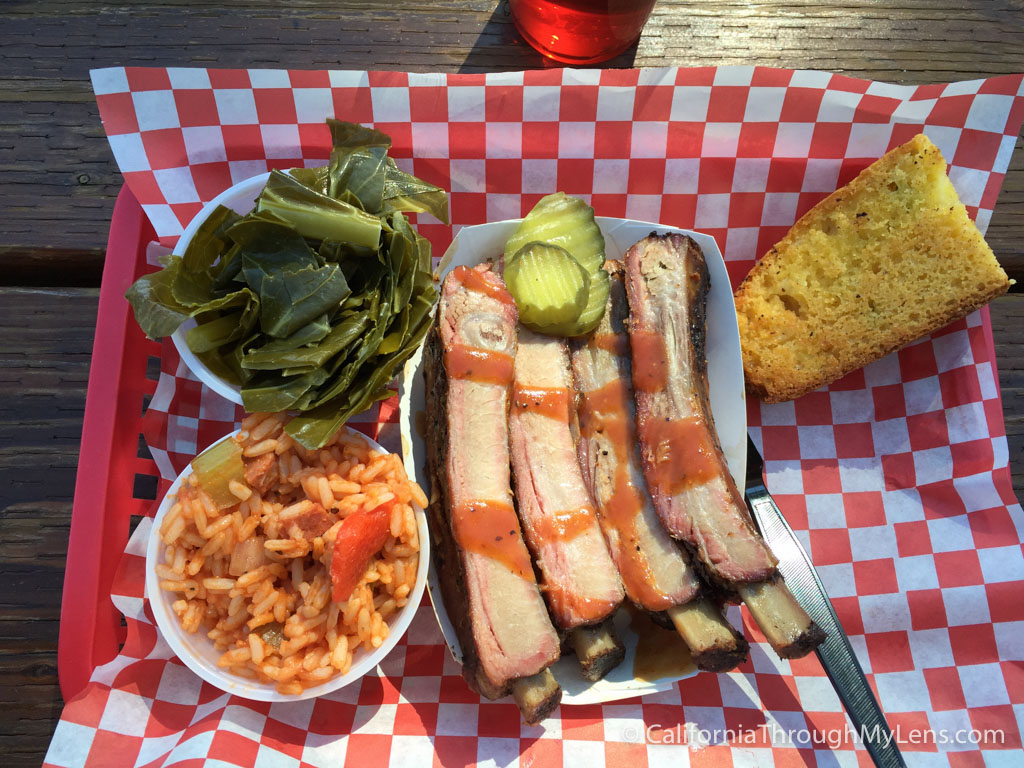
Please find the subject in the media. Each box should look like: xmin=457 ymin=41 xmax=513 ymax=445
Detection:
xmin=745 ymin=436 xmax=906 ymax=768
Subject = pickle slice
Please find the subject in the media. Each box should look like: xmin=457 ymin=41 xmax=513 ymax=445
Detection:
xmin=504 ymin=242 xmax=589 ymax=332
xmin=504 ymin=193 xmax=605 ymax=275
xmin=540 ymin=268 xmax=612 ymax=337
xmin=573 ymin=266 xmax=611 ymax=334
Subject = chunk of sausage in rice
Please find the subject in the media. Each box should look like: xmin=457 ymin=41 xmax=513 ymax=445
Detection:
xmin=244 ymin=453 xmax=278 ymax=493
xmin=281 ymin=501 xmax=335 ymax=540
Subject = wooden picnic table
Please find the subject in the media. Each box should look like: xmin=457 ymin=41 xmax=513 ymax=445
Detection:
xmin=0 ymin=1 xmax=1021 ymax=764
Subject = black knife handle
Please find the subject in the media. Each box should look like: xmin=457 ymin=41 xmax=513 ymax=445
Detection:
xmin=745 ymin=483 xmax=907 ymax=768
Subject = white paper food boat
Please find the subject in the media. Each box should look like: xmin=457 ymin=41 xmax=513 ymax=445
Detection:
xmin=398 ymin=217 xmax=747 ymax=705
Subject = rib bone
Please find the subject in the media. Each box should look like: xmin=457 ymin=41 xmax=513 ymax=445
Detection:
xmin=624 ymin=235 xmax=824 ymax=659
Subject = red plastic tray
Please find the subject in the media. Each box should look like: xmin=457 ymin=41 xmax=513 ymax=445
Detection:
xmin=59 ymin=185 xmax=162 ymax=701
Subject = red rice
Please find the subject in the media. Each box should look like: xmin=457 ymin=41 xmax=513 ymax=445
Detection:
xmin=158 ymin=413 xmax=422 ymax=693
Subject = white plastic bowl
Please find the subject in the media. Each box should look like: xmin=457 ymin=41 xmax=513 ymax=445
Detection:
xmin=145 ymin=427 xmax=430 ymax=702
xmin=170 ymin=172 xmax=271 ymax=405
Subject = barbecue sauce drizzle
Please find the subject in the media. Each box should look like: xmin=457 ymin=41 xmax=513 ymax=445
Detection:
xmin=629 ymin=331 xmax=670 ymax=391
xmin=452 ymin=264 xmax=515 ymax=306
xmin=589 ymin=331 xmax=630 ymax=357
xmin=451 ymin=500 xmax=536 ymax=582
xmin=630 ymin=331 xmax=717 ymax=495
xmin=579 ymin=374 xmax=673 ymax=610
xmin=641 ymin=417 xmax=717 ymax=495
xmin=442 ymin=266 xmax=518 ymax=386
xmin=629 ymin=604 xmax=695 ymax=681
xmin=511 ymin=383 xmax=597 ymax=543
xmin=443 ymin=345 xmax=514 ymax=385
xmin=512 ymin=384 xmax=571 ymax=421
xmin=445 ymin=266 xmax=535 ymax=582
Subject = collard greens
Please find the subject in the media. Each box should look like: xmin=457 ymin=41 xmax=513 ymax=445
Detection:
xmin=126 ymin=119 xmax=448 ymax=449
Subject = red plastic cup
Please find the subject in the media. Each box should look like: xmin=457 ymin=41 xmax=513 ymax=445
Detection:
xmin=509 ymin=0 xmax=657 ymax=65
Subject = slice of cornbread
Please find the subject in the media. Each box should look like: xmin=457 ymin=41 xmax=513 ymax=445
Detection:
xmin=734 ymin=134 xmax=1010 ymax=403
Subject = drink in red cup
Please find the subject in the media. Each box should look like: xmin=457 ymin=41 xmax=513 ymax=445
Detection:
xmin=509 ymin=0 xmax=656 ymax=65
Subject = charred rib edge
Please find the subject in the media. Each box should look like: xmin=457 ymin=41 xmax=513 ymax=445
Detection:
xmin=423 ymin=321 xmax=563 ymax=715
xmin=571 ymin=618 xmax=626 ymax=682
xmin=512 ymin=669 xmax=562 ymax=725
xmin=666 ymin=597 xmax=749 ymax=672
xmin=737 ymin=577 xmax=826 ymax=659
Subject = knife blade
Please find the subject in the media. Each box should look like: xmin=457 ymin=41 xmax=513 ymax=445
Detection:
xmin=745 ymin=436 xmax=906 ymax=768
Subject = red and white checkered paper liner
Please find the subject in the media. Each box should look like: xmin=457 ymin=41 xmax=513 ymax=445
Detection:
xmin=45 ymin=66 xmax=1024 ymax=768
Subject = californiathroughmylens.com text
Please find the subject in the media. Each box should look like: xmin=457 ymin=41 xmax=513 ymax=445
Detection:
xmin=620 ymin=722 xmax=1006 ymax=750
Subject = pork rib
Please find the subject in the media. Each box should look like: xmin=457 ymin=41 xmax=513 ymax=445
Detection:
xmin=424 ymin=264 xmax=561 ymax=720
xmin=625 ymin=234 xmax=776 ymax=584
xmin=509 ymin=328 xmax=626 ymax=630
xmin=624 ymin=234 xmax=824 ymax=659
xmin=570 ymin=263 xmax=748 ymax=672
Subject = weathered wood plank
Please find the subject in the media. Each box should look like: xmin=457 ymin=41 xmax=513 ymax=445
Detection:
xmin=991 ymin=293 xmax=1024 ymax=494
xmin=0 ymin=0 xmax=1021 ymax=283
xmin=0 ymin=288 xmax=96 ymax=766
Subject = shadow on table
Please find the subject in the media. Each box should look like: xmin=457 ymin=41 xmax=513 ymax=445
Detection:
xmin=458 ymin=1 xmax=639 ymax=74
